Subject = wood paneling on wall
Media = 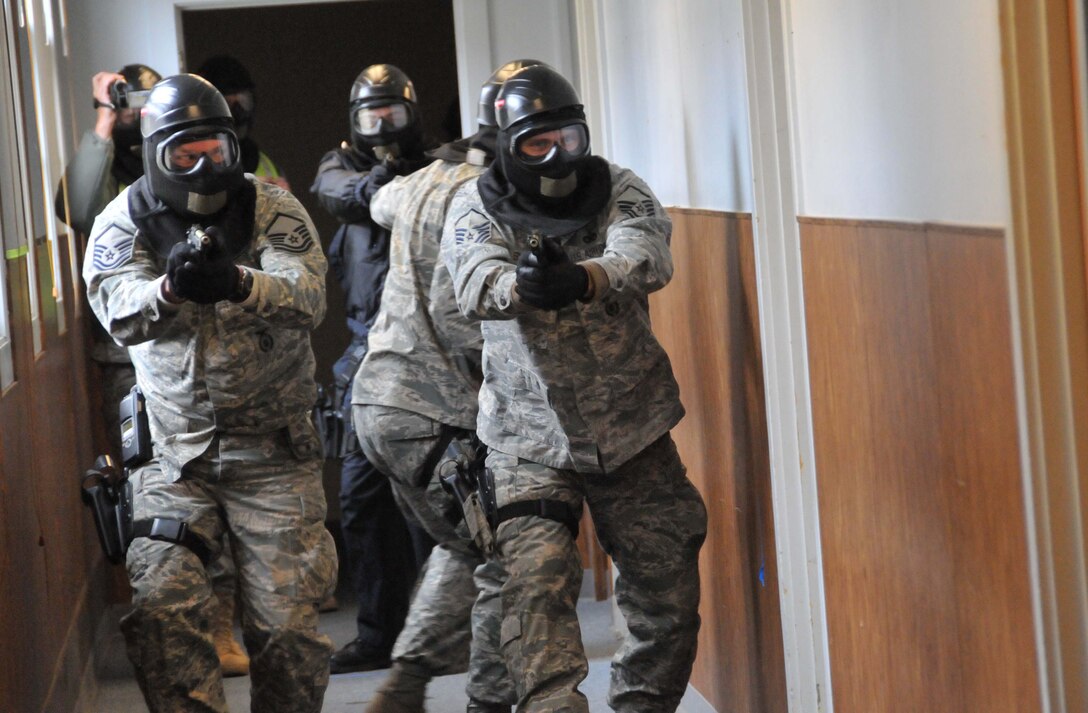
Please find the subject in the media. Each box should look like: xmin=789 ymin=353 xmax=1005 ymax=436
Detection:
xmin=0 ymin=241 xmax=106 ymax=712
xmin=800 ymin=218 xmax=1040 ymax=713
xmin=650 ymin=208 xmax=786 ymax=713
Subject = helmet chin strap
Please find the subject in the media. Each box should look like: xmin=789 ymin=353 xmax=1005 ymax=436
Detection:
xmin=539 ymin=171 xmax=577 ymax=198
xmin=186 ymin=190 xmax=228 ymax=215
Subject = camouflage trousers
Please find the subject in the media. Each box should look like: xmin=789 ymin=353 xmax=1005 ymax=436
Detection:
xmin=355 ymin=404 xmax=515 ymax=704
xmin=488 ymin=433 xmax=707 ymax=713
xmin=353 ymin=404 xmax=469 ymax=550
xmin=120 ymin=429 xmax=338 ymax=713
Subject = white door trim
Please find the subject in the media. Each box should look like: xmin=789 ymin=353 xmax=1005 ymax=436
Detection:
xmin=739 ymin=0 xmax=833 ymax=711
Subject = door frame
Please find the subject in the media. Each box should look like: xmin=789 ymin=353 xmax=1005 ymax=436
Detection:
xmin=737 ymin=1 xmax=833 ymax=711
xmin=999 ymin=1 xmax=1088 ymax=711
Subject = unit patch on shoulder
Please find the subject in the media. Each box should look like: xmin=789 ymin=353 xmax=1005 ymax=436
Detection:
xmin=452 ymin=208 xmax=492 ymax=246
xmin=91 ymin=224 xmax=135 ymax=271
xmin=265 ymin=212 xmax=315 ymax=253
xmin=616 ymin=185 xmax=656 ymax=220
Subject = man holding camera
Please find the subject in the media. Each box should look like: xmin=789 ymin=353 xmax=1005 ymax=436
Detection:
xmin=56 ymin=64 xmax=160 ymax=464
xmin=83 ymin=74 xmax=336 ymax=713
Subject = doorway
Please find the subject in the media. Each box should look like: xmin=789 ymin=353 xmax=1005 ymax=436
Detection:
xmin=179 ymin=0 xmax=460 ymax=518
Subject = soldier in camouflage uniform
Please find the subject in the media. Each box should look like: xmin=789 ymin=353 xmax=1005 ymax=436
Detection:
xmin=82 ymin=74 xmax=336 ymax=713
xmin=311 ymin=65 xmax=438 ymax=675
xmin=351 ymin=61 xmax=546 ymax=713
xmin=440 ymin=65 xmax=708 ymax=713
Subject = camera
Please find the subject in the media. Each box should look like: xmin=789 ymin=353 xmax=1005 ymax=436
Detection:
xmin=107 ymin=80 xmax=150 ymax=111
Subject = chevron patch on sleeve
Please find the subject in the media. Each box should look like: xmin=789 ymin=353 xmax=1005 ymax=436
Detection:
xmin=616 ymin=185 xmax=657 ymax=219
xmin=452 ymin=208 xmax=493 ymax=246
xmin=265 ymin=212 xmax=315 ymax=253
xmin=90 ymin=224 xmax=135 ymax=270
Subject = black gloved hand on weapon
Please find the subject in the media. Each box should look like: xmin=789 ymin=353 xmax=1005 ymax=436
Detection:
xmin=361 ymin=159 xmax=405 ymax=202
xmin=165 ymin=225 xmax=239 ymax=304
xmin=515 ymin=236 xmax=589 ymax=310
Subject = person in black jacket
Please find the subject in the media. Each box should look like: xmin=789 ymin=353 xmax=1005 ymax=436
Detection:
xmin=310 ymin=63 xmax=436 ymax=674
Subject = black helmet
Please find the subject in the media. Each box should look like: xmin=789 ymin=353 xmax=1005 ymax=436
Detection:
xmin=140 ymin=74 xmax=244 ymax=218
xmin=195 ymin=55 xmax=257 ymax=138
xmin=348 ymin=64 xmax=422 ymax=158
xmin=477 ymin=59 xmax=549 ymax=128
xmin=494 ymin=65 xmax=591 ymax=202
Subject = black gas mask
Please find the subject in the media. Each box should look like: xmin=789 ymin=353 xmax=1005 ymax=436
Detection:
xmin=348 ymin=64 xmax=422 ymax=160
xmin=498 ymin=109 xmax=591 ymax=202
xmin=479 ymin=64 xmax=611 ymax=235
xmin=351 ymin=99 xmax=421 ymax=160
xmin=141 ymin=74 xmax=246 ymax=219
xmin=225 ymin=90 xmax=255 ymax=139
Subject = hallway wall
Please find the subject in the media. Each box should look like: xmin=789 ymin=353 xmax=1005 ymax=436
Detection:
xmin=0 ymin=247 xmax=105 ymax=712
xmin=650 ymin=209 xmax=786 ymax=713
xmin=578 ymin=0 xmax=753 ymax=212
xmin=790 ymin=0 xmax=1010 ymax=224
xmin=799 ymin=218 xmax=1039 ymax=713
xmin=781 ymin=1 xmax=1038 ymax=711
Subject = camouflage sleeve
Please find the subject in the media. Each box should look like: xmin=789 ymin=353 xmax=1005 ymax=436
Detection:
xmin=581 ymin=168 xmax=674 ymax=299
xmin=57 ymin=130 xmax=118 ymax=235
xmin=370 ymin=172 xmax=416 ymax=229
xmin=246 ymin=188 xmax=328 ymax=329
xmin=81 ymin=193 xmax=179 ymax=345
xmin=440 ymin=184 xmax=532 ymax=321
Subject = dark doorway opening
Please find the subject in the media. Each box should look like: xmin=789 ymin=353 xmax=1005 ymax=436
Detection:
xmin=179 ymin=0 xmax=459 ymax=521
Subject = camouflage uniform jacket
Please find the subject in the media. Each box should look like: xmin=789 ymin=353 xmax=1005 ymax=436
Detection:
xmin=440 ymin=163 xmax=684 ymax=473
xmin=352 ymin=159 xmax=486 ymax=430
xmin=83 ymin=177 xmax=327 ymax=481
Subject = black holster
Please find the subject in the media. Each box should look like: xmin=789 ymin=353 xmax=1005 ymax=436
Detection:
xmin=438 ymin=436 xmax=581 ymax=554
xmin=81 ymin=455 xmax=132 ymax=564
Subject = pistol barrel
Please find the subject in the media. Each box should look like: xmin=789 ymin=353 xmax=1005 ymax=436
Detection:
xmin=188 ymin=226 xmax=212 ymax=251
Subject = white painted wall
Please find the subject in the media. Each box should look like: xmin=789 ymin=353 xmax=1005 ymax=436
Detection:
xmin=66 ymin=0 xmax=1008 ymax=220
xmin=452 ymin=0 xmax=578 ymax=134
xmin=579 ymin=0 xmax=753 ymax=212
xmin=789 ymin=0 xmax=1010 ymax=225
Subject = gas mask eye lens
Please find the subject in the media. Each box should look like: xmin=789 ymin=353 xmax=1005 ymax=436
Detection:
xmin=514 ymin=123 xmax=588 ymax=164
xmin=354 ymin=102 xmax=411 ymax=136
xmin=161 ymin=131 xmax=237 ymax=173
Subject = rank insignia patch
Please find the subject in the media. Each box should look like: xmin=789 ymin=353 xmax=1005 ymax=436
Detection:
xmin=453 ymin=209 xmax=492 ymax=246
xmin=617 ymin=185 xmax=656 ymax=219
xmin=265 ymin=212 xmax=315 ymax=253
xmin=91 ymin=224 xmax=135 ymax=270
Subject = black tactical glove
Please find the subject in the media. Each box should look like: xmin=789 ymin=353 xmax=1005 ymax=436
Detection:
xmin=362 ymin=162 xmax=399 ymax=202
xmin=166 ymin=228 xmax=240 ymax=304
xmin=515 ymin=237 xmax=589 ymax=310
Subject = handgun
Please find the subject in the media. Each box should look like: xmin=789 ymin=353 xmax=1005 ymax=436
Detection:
xmin=526 ymin=233 xmax=548 ymax=261
xmin=187 ymin=225 xmax=212 ymax=253
xmin=373 ymin=144 xmax=400 ymax=164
